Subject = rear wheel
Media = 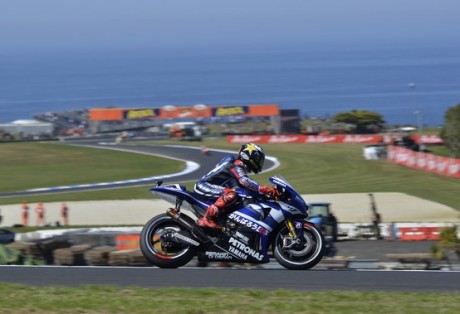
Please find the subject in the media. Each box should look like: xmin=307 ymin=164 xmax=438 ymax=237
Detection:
xmin=273 ymin=222 xmax=325 ymax=270
xmin=140 ymin=214 xmax=196 ymax=268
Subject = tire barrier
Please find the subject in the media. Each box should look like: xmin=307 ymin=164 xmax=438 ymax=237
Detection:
xmin=53 ymin=244 xmax=92 ymax=266
xmin=116 ymin=234 xmax=140 ymax=250
xmin=2 ymin=223 xmax=458 ymax=266
xmin=84 ymin=246 xmax=116 ymax=266
xmin=108 ymin=249 xmax=147 ymax=266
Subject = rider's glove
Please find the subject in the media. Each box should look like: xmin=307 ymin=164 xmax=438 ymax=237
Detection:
xmin=258 ymin=185 xmax=280 ymax=198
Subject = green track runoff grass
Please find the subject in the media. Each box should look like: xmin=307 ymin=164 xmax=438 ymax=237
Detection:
xmin=0 ymin=284 xmax=458 ymax=314
xmin=0 ymin=142 xmax=184 ymax=192
xmin=1 ymin=140 xmax=459 ymax=311
xmin=0 ymin=139 xmax=459 ymax=211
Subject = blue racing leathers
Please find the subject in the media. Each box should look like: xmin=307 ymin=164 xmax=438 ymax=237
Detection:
xmin=194 ymin=155 xmax=262 ymax=199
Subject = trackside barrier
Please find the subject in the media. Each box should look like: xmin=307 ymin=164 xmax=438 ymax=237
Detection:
xmin=425 ymin=227 xmax=441 ymax=240
xmin=111 ymin=225 xmax=444 ymax=248
xmin=399 ymin=227 xmax=440 ymax=241
xmin=399 ymin=227 xmax=428 ymax=241
xmin=336 ymin=223 xmax=456 ymax=241
xmin=387 ymin=146 xmax=460 ymax=179
xmin=227 ymin=134 xmax=444 ymax=145
xmin=116 ymin=234 xmax=140 ymax=250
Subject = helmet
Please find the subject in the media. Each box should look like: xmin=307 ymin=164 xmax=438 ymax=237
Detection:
xmin=238 ymin=143 xmax=265 ymax=174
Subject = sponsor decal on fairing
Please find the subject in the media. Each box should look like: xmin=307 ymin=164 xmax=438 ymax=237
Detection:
xmin=173 ymin=232 xmax=200 ymax=246
xmin=279 ymin=203 xmax=302 ymax=215
xmin=228 ymin=212 xmax=271 ymax=235
xmin=234 ymin=231 xmax=250 ymax=244
xmin=205 ymin=251 xmax=232 ymax=260
xmin=228 ymin=237 xmax=263 ymax=261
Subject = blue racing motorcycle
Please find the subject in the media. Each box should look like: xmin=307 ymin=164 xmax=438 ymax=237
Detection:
xmin=140 ymin=176 xmax=325 ymax=270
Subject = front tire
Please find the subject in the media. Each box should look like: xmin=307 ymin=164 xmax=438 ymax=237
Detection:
xmin=273 ymin=222 xmax=325 ymax=270
xmin=140 ymin=214 xmax=196 ymax=268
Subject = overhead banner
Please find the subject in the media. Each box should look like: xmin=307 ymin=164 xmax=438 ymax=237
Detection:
xmin=89 ymin=108 xmax=124 ymax=121
xmin=123 ymin=108 xmax=160 ymax=119
xmin=159 ymin=105 xmax=212 ymax=119
xmin=89 ymin=104 xmax=279 ymax=121
xmin=212 ymin=106 xmax=249 ymax=117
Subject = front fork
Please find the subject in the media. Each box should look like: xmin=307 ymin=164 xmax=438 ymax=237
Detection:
xmin=286 ymin=218 xmax=298 ymax=237
xmin=282 ymin=217 xmax=304 ymax=249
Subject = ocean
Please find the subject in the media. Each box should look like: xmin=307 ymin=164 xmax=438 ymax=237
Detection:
xmin=1 ymin=42 xmax=459 ymax=126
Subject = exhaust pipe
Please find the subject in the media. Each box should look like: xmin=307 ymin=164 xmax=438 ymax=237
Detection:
xmin=166 ymin=208 xmax=210 ymax=244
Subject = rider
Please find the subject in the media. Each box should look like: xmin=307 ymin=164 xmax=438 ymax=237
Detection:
xmin=194 ymin=143 xmax=278 ymax=228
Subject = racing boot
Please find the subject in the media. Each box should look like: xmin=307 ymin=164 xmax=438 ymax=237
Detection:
xmin=197 ymin=204 xmax=219 ymax=228
xmin=198 ymin=189 xmax=236 ymax=229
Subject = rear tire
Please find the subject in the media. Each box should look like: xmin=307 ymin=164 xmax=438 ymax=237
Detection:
xmin=273 ymin=222 xmax=325 ymax=270
xmin=140 ymin=214 xmax=196 ymax=268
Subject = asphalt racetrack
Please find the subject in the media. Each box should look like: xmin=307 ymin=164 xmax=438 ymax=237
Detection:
xmin=0 ymin=141 xmax=252 ymax=197
xmin=0 ymin=266 xmax=458 ymax=292
xmin=1 ymin=140 xmax=459 ymax=291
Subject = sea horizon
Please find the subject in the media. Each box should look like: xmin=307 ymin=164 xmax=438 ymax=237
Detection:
xmin=1 ymin=41 xmax=459 ymax=126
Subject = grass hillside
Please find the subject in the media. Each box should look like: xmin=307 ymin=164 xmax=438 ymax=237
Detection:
xmin=0 ymin=139 xmax=459 ymax=211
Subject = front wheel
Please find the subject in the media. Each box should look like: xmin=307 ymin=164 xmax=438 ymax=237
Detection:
xmin=273 ymin=221 xmax=325 ymax=270
xmin=140 ymin=214 xmax=196 ymax=268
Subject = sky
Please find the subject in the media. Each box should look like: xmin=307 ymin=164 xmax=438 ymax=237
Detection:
xmin=2 ymin=0 xmax=460 ymax=53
